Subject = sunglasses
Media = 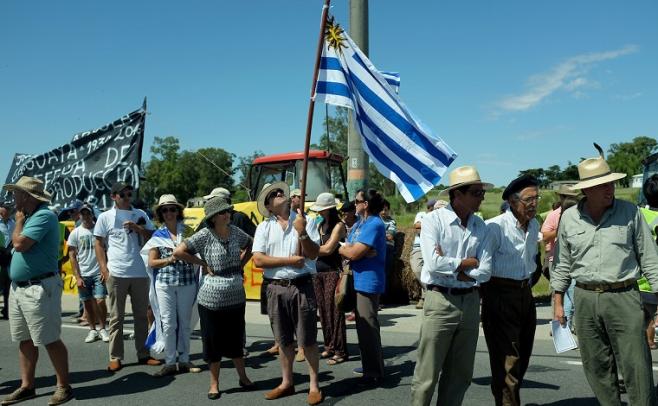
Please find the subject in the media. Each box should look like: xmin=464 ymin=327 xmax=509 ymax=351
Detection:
xmin=354 ymin=199 xmax=366 ymax=204
xmin=119 ymin=191 xmax=133 ymax=199
xmin=161 ymin=207 xmax=179 ymax=214
xmin=467 ymin=189 xmax=486 ymax=198
xmin=217 ymin=209 xmax=231 ymax=215
xmin=266 ymin=189 xmax=285 ymax=203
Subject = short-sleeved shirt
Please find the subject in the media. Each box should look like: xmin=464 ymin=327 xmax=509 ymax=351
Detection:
xmin=252 ymin=216 xmax=320 ymax=280
xmin=93 ymin=207 xmax=155 ymax=278
xmin=485 ymin=210 xmax=540 ymax=281
xmin=412 ymin=211 xmax=427 ymax=248
xmin=540 ymin=208 xmax=561 ymax=262
xmin=10 ymin=204 xmax=59 ymax=282
xmin=347 ymin=215 xmax=387 ymax=294
xmin=151 ymin=224 xmax=196 ymax=286
xmin=184 ymin=225 xmax=251 ymax=309
xmin=67 ymin=225 xmax=100 ymax=277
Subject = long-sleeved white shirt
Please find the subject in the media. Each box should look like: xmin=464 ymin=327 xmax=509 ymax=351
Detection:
xmin=420 ymin=205 xmax=492 ymax=288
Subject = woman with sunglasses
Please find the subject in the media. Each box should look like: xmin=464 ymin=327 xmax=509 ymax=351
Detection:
xmin=338 ymin=189 xmax=387 ymax=386
xmin=173 ymin=197 xmax=255 ymax=399
xmin=144 ymin=195 xmax=199 ymax=378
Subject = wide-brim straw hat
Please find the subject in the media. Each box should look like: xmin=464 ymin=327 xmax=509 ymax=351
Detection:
xmin=257 ymin=181 xmax=290 ymax=217
xmin=571 ymin=157 xmax=626 ymax=190
xmin=2 ymin=176 xmax=51 ymax=203
xmin=155 ymin=194 xmax=185 ymax=211
xmin=439 ymin=166 xmax=493 ymax=196
xmin=203 ymin=197 xmax=233 ymax=224
xmin=310 ymin=192 xmax=337 ymax=212
xmin=556 ymin=184 xmax=579 ymax=197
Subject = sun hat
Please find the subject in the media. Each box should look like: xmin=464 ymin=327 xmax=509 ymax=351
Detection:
xmin=434 ymin=200 xmax=449 ymax=210
xmin=203 ymin=187 xmax=231 ymax=200
xmin=155 ymin=194 xmax=185 ymax=211
xmin=310 ymin=192 xmax=337 ymax=212
xmin=203 ymin=197 xmax=233 ymax=224
xmin=571 ymin=157 xmax=626 ymax=190
xmin=2 ymin=176 xmax=52 ymax=203
xmin=290 ymin=188 xmax=302 ymax=198
xmin=556 ymin=184 xmax=579 ymax=197
xmin=502 ymin=174 xmax=539 ymax=200
xmin=439 ymin=166 xmax=493 ymax=196
xmin=257 ymin=181 xmax=290 ymax=217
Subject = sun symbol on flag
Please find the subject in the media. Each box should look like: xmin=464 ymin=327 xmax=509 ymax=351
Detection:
xmin=325 ymin=16 xmax=347 ymax=52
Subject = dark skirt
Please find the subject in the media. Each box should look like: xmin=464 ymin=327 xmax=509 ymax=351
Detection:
xmin=198 ymin=303 xmax=245 ymax=362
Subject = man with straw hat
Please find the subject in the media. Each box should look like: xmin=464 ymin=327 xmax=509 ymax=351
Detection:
xmin=483 ymin=173 xmax=542 ymax=406
xmin=410 ymin=166 xmax=493 ymax=406
xmin=251 ymin=182 xmax=324 ymax=405
xmin=1 ymin=176 xmax=73 ymax=405
xmin=552 ymin=145 xmax=658 ymax=405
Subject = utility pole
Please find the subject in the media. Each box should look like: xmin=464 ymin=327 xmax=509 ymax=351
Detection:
xmin=347 ymin=0 xmax=369 ymax=199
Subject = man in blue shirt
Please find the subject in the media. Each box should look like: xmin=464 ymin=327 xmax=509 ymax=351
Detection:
xmin=2 ymin=176 xmax=73 ymax=405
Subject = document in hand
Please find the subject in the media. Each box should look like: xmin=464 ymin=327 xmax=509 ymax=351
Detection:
xmin=550 ymin=320 xmax=578 ymax=353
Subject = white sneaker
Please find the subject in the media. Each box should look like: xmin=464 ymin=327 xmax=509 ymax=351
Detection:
xmin=98 ymin=328 xmax=110 ymax=342
xmin=85 ymin=329 xmax=99 ymax=343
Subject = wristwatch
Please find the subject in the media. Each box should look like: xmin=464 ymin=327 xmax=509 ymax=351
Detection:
xmin=299 ymin=233 xmax=309 ymax=241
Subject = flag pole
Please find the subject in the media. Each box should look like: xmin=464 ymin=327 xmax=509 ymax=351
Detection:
xmin=300 ymin=0 xmax=331 ymax=210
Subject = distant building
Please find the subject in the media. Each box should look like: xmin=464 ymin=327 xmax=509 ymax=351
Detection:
xmin=631 ymin=174 xmax=643 ymax=189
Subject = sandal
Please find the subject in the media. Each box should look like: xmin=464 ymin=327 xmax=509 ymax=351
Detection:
xmin=320 ymin=350 xmax=333 ymax=359
xmin=326 ymin=355 xmax=346 ymax=365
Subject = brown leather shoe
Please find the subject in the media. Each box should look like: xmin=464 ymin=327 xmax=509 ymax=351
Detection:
xmin=264 ymin=385 xmax=295 ymax=400
xmin=107 ymin=360 xmax=122 ymax=372
xmin=138 ymin=357 xmax=162 ymax=366
xmin=307 ymin=390 xmax=323 ymax=405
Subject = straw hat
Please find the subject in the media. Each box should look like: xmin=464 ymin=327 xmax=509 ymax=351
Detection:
xmin=155 ymin=194 xmax=185 ymax=211
xmin=257 ymin=182 xmax=290 ymax=217
xmin=203 ymin=187 xmax=230 ymax=200
xmin=556 ymin=184 xmax=579 ymax=197
xmin=310 ymin=192 xmax=337 ymax=212
xmin=439 ymin=166 xmax=493 ymax=196
xmin=203 ymin=198 xmax=233 ymax=224
xmin=571 ymin=156 xmax=626 ymax=190
xmin=2 ymin=176 xmax=51 ymax=203
xmin=290 ymin=188 xmax=302 ymax=198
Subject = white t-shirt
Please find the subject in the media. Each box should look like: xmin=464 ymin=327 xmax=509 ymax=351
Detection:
xmin=94 ymin=207 xmax=155 ymax=278
xmin=67 ymin=225 xmax=101 ymax=277
xmin=413 ymin=211 xmax=428 ymax=248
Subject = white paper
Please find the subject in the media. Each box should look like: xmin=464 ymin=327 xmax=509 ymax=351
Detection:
xmin=551 ymin=320 xmax=578 ymax=353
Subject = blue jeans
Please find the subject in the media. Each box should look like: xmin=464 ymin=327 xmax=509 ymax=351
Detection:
xmin=563 ymin=280 xmax=576 ymax=329
xmin=78 ymin=273 xmax=108 ymax=301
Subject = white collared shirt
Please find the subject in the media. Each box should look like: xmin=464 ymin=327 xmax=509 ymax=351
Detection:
xmin=485 ymin=210 xmax=539 ymax=280
xmin=252 ymin=215 xmax=320 ymax=280
xmin=420 ymin=205 xmax=492 ymax=287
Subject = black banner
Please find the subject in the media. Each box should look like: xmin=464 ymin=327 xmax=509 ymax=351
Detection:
xmin=1 ymin=107 xmax=146 ymax=210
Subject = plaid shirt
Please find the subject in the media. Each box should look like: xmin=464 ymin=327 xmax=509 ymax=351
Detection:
xmin=155 ymin=245 xmax=196 ymax=286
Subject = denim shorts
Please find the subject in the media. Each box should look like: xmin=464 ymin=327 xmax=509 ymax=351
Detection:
xmin=78 ymin=273 xmax=108 ymax=301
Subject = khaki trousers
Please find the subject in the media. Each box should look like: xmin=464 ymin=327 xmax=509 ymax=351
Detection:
xmin=411 ymin=289 xmax=480 ymax=406
xmin=107 ymin=275 xmax=150 ymax=361
xmin=574 ymin=286 xmax=657 ymax=406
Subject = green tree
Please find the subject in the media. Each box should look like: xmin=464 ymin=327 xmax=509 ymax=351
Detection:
xmin=607 ymin=136 xmax=657 ymax=187
xmin=518 ymin=168 xmax=548 ymax=187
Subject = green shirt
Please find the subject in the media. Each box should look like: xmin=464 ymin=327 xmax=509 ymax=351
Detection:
xmin=552 ymin=198 xmax=658 ymax=293
xmin=10 ymin=204 xmax=60 ymax=282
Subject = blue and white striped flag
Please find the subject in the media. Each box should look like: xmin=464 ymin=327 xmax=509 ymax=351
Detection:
xmin=315 ymin=30 xmax=457 ymax=202
xmin=380 ymin=71 xmax=400 ymax=94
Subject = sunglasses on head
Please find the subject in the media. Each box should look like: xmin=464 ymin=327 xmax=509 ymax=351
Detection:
xmin=161 ymin=207 xmax=179 ymax=214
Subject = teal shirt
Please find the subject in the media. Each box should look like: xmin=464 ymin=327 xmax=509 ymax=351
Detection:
xmin=10 ymin=204 xmax=59 ymax=282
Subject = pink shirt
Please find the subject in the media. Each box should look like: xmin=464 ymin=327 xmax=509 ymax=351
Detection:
xmin=541 ymin=208 xmax=562 ymax=262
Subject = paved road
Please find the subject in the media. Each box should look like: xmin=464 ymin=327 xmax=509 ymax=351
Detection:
xmin=0 ymin=295 xmax=656 ymax=405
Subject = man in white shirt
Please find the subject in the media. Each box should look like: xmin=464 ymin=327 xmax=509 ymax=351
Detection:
xmin=410 ymin=166 xmax=493 ymax=406
xmin=409 ymin=200 xmax=437 ymax=308
xmin=94 ymin=182 xmax=158 ymax=372
xmin=251 ymin=182 xmax=323 ymax=405
xmin=0 ymin=201 xmax=15 ymax=319
xmin=483 ymin=175 xmax=541 ymax=406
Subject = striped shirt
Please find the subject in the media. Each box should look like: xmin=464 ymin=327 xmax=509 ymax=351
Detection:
xmin=486 ymin=210 xmax=539 ymax=281
xmin=420 ymin=205 xmax=492 ymax=288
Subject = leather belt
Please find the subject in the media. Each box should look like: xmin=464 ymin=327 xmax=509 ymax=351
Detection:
xmin=489 ymin=276 xmax=531 ymax=289
xmin=266 ymin=274 xmax=312 ymax=287
xmin=15 ymin=272 xmax=58 ymax=288
xmin=427 ymin=284 xmax=476 ymax=296
xmin=575 ymin=279 xmax=636 ymax=293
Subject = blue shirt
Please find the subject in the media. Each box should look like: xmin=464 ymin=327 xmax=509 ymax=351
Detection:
xmin=347 ymin=215 xmax=386 ymax=294
xmin=10 ymin=204 xmax=59 ymax=282
xmin=0 ymin=217 xmax=15 ymax=248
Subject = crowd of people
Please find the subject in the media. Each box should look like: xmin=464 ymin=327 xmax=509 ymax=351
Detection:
xmin=1 ymin=146 xmax=657 ymax=406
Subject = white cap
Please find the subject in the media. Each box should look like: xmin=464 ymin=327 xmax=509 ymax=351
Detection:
xmin=204 ymin=187 xmax=231 ymax=200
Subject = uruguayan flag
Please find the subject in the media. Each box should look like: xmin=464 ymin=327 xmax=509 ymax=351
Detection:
xmin=380 ymin=71 xmax=400 ymax=94
xmin=315 ymin=31 xmax=457 ymax=203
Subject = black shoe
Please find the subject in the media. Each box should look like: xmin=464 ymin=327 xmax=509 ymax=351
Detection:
xmin=239 ymin=380 xmax=257 ymax=391
xmin=207 ymin=392 xmax=221 ymax=400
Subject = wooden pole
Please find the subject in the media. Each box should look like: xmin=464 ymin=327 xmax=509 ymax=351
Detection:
xmin=299 ymin=0 xmax=331 ymax=210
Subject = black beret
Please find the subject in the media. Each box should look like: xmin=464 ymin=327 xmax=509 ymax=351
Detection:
xmin=502 ymin=174 xmax=539 ymax=200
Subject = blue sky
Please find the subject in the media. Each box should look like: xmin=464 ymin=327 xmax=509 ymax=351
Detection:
xmin=2 ymin=0 xmax=657 ymax=189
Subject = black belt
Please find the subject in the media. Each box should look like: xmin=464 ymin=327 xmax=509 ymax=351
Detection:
xmin=266 ymin=274 xmax=312 ymax=287
xmin=427 ymin=284 xmax=476 ymax=296
xmin=15 ymin=273 xmax=58 ymax=288
xmin=575 ymin=279 xmax=636 ymax=293
xmin=489 ymin=276 xmax=531 ymax=289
